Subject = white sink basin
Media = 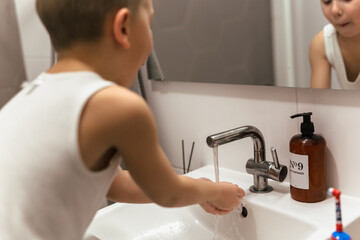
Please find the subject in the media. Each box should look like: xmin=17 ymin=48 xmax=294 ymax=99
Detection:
xmin=86 ymin=201 xmax=316 ymax=240
xmin=343 ymin=216 xmax=360 ymax=238
xmin=85 ymin=166 xmax=360 ymax=240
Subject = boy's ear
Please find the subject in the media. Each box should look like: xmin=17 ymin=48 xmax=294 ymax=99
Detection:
xmin=113 ymin=8 xmax=131 ymax=49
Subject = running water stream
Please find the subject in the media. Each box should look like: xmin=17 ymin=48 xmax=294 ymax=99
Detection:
xmin=213 ymin=147 xmax=220 ymax=183
xmin=212 ymin=147 xmax=222 ymax=240
xmin=212 ymin=147 xmax=247 ymax=240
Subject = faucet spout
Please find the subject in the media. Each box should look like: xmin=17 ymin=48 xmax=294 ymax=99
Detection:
xmin=207 ymin=126 xmax=265 ymax=163
xmin=207 ymin=126 xmax=288 ymax=193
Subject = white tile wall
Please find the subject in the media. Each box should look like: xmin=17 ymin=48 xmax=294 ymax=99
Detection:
xmin=144 ymin=79 xmax=360 ymax=198
xmin=297 ymin=88 xmax=360 ymax=197
xmin=143 ymin=80 xmax=297 ymax=173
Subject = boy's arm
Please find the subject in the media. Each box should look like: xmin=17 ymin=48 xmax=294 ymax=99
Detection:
xmin=103 ymin=87 xmax=244 ymax=211
xmin=107 ymin=168 xmax=152 ymax=204
xmin=107 ymin=170 xmax=232 ymax=215
xmin=309 ymin=31 xmax=332 ymax=89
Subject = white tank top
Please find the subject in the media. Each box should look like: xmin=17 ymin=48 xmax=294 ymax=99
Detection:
xmin=323 ymin=24 xmax=360 ymax=90
xmin=0 ymin=72 xmax=120 ymax=239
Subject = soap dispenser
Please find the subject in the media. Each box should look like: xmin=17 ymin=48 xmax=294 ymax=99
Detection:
xmin=289 ymin=112 xmax=326 ymax=203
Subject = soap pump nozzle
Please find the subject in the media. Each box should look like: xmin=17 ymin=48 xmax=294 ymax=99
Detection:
xmin=290 ymin=112 xmax=314 ymax=137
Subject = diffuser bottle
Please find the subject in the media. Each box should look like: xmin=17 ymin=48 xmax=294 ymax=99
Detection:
xmin=289 ymin=112 xmax=326 ymax=203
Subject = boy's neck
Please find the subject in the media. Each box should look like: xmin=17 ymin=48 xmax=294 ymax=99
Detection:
xmin=48 ymin=58 xmax=95 ymax=73
xmin=337 ymin=31 xmax=360 ymax=44
xmin=47 ymin=42 xmax=134 ymax=86
xmin=49 ymin=42 xmax=110 ymax=74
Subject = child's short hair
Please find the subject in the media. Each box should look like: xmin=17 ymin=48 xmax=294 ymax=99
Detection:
xmin=36 ymin=0 xmax=141 ymax=51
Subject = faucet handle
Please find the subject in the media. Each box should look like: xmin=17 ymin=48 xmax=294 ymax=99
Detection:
xmin=270 ymin=147 xmax=280 ymax=169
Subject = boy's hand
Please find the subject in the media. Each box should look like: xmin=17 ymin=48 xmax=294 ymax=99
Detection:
xmin=198 ymin=178 xmax=245 ymax=215
xmin=199 ymin=201 xmax=232 ymax=215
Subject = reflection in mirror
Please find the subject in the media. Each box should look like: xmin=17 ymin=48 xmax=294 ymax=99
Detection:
xmin=152 ymin=0 xmax=274 ymax=86
xmin=151 ymin=0 xmax=347 ymax=90
xmin=310 ymin=0 xmax=360 ymax=90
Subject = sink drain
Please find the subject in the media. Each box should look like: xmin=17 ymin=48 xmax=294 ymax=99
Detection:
xmin=240 ymin=206 xmax=248 ymax=218
xmin=238 ymin=199 xmax=248 ymax=218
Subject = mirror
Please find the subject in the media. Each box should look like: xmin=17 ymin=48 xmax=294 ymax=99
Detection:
xmin=151 ymin=0 xmax=339 ymax=89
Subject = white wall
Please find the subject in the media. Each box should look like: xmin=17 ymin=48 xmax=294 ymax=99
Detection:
xmin=14 ymin=0 xmax=51 ymax=81
xmin=13 ymin=0 xmax=360 ymax=198
xmin=144 ymin=80 xmax=360 ymax=198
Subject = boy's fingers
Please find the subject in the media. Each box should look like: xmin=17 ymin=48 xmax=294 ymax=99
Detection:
xmin=235 ymin=185 xmax=245 ymax=198
xmin=200 ymin=201 xmax=233 ymax=215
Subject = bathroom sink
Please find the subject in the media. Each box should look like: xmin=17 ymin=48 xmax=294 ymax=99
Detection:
xmin=343 ymin=216 xmax=360 ymax=238
xmin=85 ymin=166 xmax=360 ymax=240
xmin=86 ymin=200 xmax=315 ymax=240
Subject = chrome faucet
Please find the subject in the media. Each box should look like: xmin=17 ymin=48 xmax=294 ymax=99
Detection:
xmin=206 ymin=126 xmax=288 ymax=193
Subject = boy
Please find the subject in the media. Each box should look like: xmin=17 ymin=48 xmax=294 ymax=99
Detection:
xmin=0 ymin=0 xmax=245 ymax=239
xmin=310 ymin=0 xmax=360 ymax=89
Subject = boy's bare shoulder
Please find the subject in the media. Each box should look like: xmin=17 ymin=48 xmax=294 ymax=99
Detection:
xmin=89 ymin=84 xmax=150 ymax=121
xmin=95 ymin=85 xmax=146 ymax=106
xmin=310 ymin=30 xmax=326 ymax=55
xmin=81 ymin=84 xmax=154 ymax=141
xmin=79 ymin=84 xmax=155 ymax=170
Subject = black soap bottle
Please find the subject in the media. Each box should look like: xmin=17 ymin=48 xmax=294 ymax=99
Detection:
xmin=289 ymin=112 xmax=326 ymax=203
